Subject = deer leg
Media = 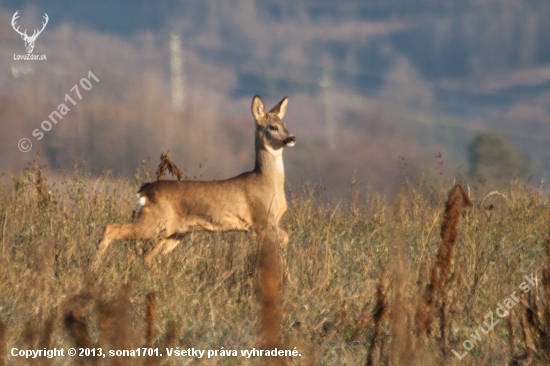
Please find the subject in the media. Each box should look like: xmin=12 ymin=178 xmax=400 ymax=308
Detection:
xmin=144 ymin=237 xmax=181 ymax=268
xmin=277 ymin=227 xmax=289 ymax=249
xmin=144 ymin=239 xmax=166 ymax=268
xmin=93 ymin=222 xmax=157 ymax=270
xmin=97 ymin=223 xmax=152 ymax=255
xmin=161 ymin=237 xmax=182 ymax=255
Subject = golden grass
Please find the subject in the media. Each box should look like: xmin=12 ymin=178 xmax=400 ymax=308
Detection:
xmin=155 ymin=153 xmax=184 ymax=182
xmin=1 ymin=159 xmax=550 ymax=365
xmin=417 ymin=184 xmax=472 ymax=339
xmin=259 ymin=226 xmax=283 ymax=365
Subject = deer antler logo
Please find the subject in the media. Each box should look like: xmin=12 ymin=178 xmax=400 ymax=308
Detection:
xmin=11 ymin=11 xmax=49 ymax=54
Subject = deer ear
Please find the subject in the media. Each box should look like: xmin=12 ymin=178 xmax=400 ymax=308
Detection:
xmin=251 ymin=95 xmax=266 ymax=123
xmin=269 ymin=96 xmax=288 ymax=119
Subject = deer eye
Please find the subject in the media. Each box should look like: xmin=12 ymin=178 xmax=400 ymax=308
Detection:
xmin=268 ymin=124 xmax=278 ymax=131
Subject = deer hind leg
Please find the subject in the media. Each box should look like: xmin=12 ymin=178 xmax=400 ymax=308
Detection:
xmin=144 ymin=237 xmax=182 ymax=268
xmin=93 ymin=221 xmax=158 ymax=270
xmin=275 ymin=225 xmax=296 ymax=285
xmin=277 ymin=226 xmax=289 ymax=249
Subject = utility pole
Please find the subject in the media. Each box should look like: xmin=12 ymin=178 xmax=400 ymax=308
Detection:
xmin=170 ymin=31 xmax=185 ymax=111
xmin=320 ymin=66 xmax=336 ymax=149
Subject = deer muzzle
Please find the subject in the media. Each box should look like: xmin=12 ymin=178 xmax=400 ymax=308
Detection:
xmin=283 ymin=136 xmax=296 ymax=146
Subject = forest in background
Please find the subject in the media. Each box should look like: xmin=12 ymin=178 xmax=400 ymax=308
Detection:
xmin=1 ymin=0 xmax=549 ymax=198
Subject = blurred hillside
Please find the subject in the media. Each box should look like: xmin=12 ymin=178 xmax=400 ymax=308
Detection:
xmin=1 ymin=0 xmax=550 ymax=199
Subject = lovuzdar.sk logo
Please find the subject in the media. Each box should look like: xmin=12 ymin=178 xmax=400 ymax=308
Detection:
xmin=12 ymin=10 xmax=48 ymax=61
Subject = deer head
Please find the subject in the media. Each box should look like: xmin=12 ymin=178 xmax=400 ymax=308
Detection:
xmin=12 ymin=11 xmax=49 ymax=54
xmin=252 ymin=96 xmax=296 ymax=152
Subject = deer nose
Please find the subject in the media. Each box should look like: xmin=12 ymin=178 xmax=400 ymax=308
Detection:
xmin=283 ymin=136 xmax=296 ymax=146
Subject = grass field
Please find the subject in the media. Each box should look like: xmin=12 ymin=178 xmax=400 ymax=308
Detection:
xmin=1 ymin=158 xmax=550 ymax=365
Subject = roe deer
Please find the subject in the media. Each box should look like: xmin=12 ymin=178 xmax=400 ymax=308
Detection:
xmin=93 ymin=95 xmax=296 ymax=268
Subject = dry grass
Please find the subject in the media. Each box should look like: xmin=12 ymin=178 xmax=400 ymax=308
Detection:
xmin=1 ymin=159 xmax=550 ymax=365
xmin=155 ymin=153 xmax=184 ymax=182
xmin=417 ymin=184 xmax=472 ymax=340
xmin=259 ymin=225 xmax=283 ymax=366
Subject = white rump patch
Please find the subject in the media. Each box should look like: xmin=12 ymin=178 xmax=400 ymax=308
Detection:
xmin=137 ymin=194 xmax=147 ymax=211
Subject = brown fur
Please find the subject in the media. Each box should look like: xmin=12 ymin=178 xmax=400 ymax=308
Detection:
xmin=93 ymin=95 xmax=295 ymax=268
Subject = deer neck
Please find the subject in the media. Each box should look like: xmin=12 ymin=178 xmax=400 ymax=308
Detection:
xmin=254 ymin=140 xmax=285 ymax=186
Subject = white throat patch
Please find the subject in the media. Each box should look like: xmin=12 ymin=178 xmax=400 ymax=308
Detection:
xmin=265 ymin=145 xmax=284 ymax=173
